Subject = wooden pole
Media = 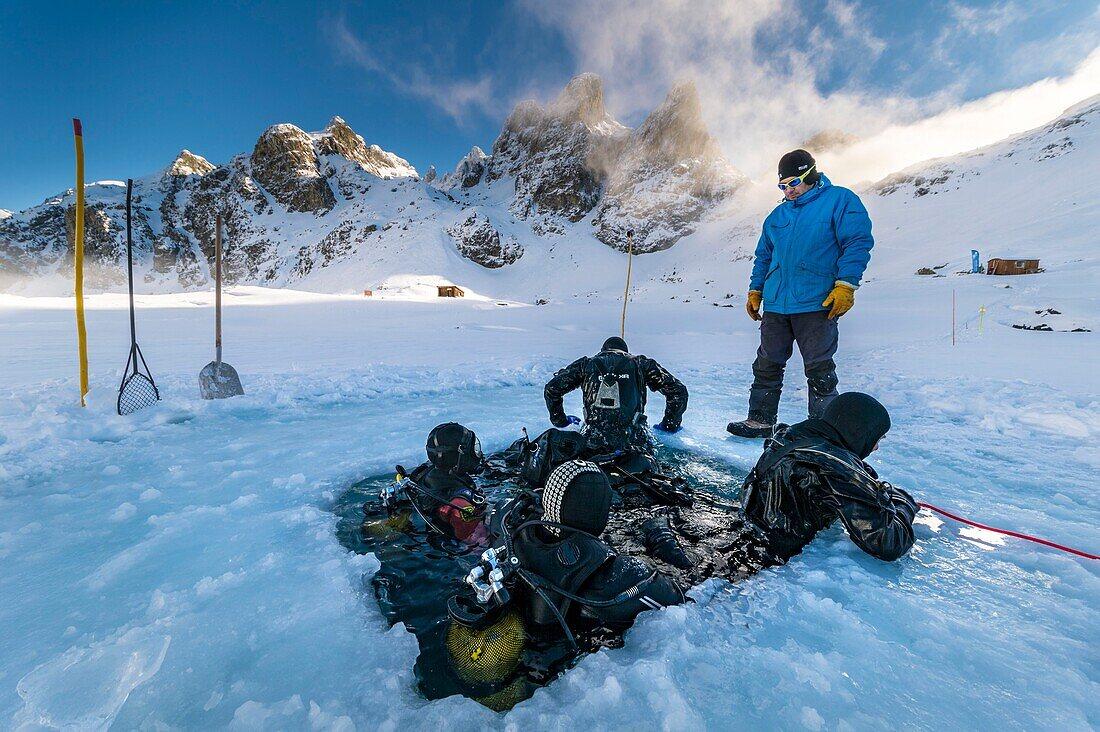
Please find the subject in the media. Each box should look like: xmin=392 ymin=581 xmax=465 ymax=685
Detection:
xmin=215 ymin=215 xmax=223 ymax=367
xmin=620 ymin=230 xmax=634 ymax=339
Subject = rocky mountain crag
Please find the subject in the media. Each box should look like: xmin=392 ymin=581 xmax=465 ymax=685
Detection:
xmin=436 ymin=74 xmax=744 ymax=253
xmin=1 ymin=74 xmax=747 ymax=291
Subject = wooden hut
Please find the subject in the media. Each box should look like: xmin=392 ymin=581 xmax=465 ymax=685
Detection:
xmin=987 ymin=258 xmax=1040 ymax=275
xmin=437 ymin=285 xmax=465 ymax=298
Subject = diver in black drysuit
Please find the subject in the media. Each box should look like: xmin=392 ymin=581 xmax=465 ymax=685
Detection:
xmin=365 ymin=422 xmax=489 ymax=545
xmin=739 ymin=391 xmax=918 ymax=562
xmin=607 ymin=392 xmax=919 ymax=585
xmin=503 ymin=460 xmax=685 ymax=641
xmin=543 ymin=337 xmax=688 ymax=466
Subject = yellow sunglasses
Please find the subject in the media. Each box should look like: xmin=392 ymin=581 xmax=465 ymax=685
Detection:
xmin=778 ymin=164 xmax=816 ymax=191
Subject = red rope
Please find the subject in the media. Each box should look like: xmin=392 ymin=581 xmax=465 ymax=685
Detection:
xmin=918 ymin=502 xmax=1098 ymax=560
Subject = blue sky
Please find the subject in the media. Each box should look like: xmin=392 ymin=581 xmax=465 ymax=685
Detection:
xmin=1 ymin=0 xmax=1097 ymax=211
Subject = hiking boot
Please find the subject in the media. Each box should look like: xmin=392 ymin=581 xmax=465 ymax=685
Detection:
xmin=726 ymin=419 xmax=775 ymax=438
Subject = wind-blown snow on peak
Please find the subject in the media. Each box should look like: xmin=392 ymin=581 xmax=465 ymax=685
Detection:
xmin=0 ymin=75 xmax=750 ymax=294
xmin=799 ymin=129 xmax=860 ymax=155
xmin=594 ymin=80 xmax=745 ymax=253
xmin=485 ymin=74 xmax=629 ymax=222
xmin=0 ymin=209 xmax=11 ymax=220
xmin=469 ymin=74 xmax=742 ymax=247
xmin=548 ymin=72 xmax=608 ymax=128
xmin=629 ymin=80 xmax=723 ymax=164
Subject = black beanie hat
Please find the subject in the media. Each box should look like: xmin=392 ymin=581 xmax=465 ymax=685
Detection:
xmin=542 ymin=460 xmax=612 ymax=536
xmin=820 ymin=392 xmax=891 ymax=459
xmin=778 ymin=149 xmax=817 ymax=180
xmin=601 ymin=336 xmax=629 ymax=353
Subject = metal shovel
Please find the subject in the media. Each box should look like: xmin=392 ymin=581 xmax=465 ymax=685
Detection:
xmin=199 ymin=215 xmax=244 ymax=399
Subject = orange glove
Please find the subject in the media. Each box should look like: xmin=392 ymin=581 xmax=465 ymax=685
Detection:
xmin=746 ymin=290 xmax=762 ymax=321
xmin=822 ymin=281 xmax=856 ymax=319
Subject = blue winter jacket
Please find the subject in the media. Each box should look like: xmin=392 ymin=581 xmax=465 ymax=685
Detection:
xmin=748 ymin=174 xmax=874 ymax=315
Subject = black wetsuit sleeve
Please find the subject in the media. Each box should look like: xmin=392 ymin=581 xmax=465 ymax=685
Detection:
xmin=638 ymin=357 xmax=688 ymax=427
xmin=819 ymin=473 xmax=919 ymax=561
xmin=544 ymin=358 xmax=587 ymax=427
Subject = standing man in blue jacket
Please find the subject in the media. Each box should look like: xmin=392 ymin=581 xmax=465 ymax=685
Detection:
xmin=727 ymin=150 xmax=874 ymax=438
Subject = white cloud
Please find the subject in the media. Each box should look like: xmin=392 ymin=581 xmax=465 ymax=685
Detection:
xmin=949 ymin=1 xmax=1028 ymax=36
xmin=522 ymin=0 xmax=921 ymax=179
xmin=328 ymin=16 xmax=496 ymax=124
xmin=522 ymin=0 xmax=1099 ymax=184
xmin=826 ymin=46 xmax=1100 ymax=185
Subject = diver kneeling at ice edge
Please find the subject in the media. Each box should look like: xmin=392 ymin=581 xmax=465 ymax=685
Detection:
xmin=740 ymin=392 xmax=919 ymax=562
xmin=450 ymin=460 xmax=685 ymax=650
xmin=365 ymin=422 xmax=489 ymax=545
xmin=544 ymin=336 xmax=688 ymax=462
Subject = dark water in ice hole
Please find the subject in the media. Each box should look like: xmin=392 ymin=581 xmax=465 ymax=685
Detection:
xmin=332 ymin=445 xmax=750 ymax=710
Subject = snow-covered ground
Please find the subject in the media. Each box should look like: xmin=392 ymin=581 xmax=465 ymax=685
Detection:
xmin=1 ymin=95 xmax=1098 ymax=731
xmin=1 ymin=271 xmax=1097 ymax=729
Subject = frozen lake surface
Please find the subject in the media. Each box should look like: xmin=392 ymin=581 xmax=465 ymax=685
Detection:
xmin=1 ymin=289 xmax=1096 ymax=730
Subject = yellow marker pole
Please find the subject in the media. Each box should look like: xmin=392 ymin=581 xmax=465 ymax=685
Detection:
xmin=620 ymin=230 xmax=634 ymax=339
xmin=979 ymin=305 xmax=986 ymax=335
xmin=73 ymin=118 xmax=89 ymax=407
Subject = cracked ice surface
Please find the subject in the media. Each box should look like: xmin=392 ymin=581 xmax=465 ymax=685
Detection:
xmin=0 ymin=293 xmax=1096 ymax=730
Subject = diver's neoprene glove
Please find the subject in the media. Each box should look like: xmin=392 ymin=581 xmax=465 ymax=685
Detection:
xmin=551 ymin=414 xmax=581 ymax=428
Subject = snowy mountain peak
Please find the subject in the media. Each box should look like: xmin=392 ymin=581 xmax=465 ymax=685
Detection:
xmin=437 ymin=146 xmax=489 ymax=190
xmin=0 ymin=209 xmax=11 ymax=220
xmin=549 ymin=72 xmax=608 ymax=128
xmin=251 ymin=123 xmax=334 ymax=213
xmin=315 ymin=115 xmax=417 ymax=179
xmin=591 ymin=80 xmax=745 ymax=253
xmin=487 ymin=74 xmax=630 ymax=221
xmin=165 ymin=149 xmax=215 ymax=178
xmin=631 ymin=80 xmax=722 ymax=166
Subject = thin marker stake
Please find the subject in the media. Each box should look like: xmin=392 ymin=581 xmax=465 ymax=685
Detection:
xmin=621 ymin=229 xmax=634 ymax=339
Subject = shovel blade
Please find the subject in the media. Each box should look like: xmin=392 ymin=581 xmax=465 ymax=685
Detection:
xmin=199 ymin=361 xmax=244 ymax=400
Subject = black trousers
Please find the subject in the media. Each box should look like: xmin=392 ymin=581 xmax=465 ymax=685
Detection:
xmin=747 ymin=310 xmax=839 ymax=423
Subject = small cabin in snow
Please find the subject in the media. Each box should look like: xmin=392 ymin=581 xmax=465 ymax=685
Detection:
xmin=437 ymin=285 xmax=465 ymax=298
xmin=987 ymin=258 xmax=1040 ymax=275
